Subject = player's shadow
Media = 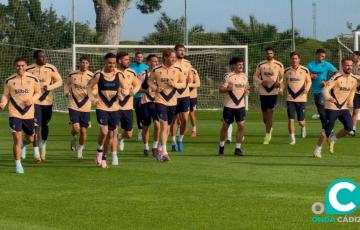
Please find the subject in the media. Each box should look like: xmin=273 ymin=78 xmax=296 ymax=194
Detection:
xmin=232 ymin=161 xmax=360 ymax=168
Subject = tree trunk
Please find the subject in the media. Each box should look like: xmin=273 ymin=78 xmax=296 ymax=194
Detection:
xmin=93 ymin=0 xmax=130 ymax=45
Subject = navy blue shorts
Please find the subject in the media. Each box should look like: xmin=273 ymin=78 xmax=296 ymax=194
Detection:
xmin=9 ymin=117 xmax=35 ymax=135
xmin=34 ymin=104 xmax=53 ymax=127
xmin=68 ymin=109 xmax=90 ymax=128
xmin=176 ymin=97 xmax=190 ymax=114
xmin=96 ymin=109 xmax=120 ymax=131
xmin=141 ymin=102 xmax=159 ymax=127
xmin=324 ymin=109 xmax=353 ymax=137
xmin=155 ymin=103 xmax=177 ymax=125
xmin=119 ymin=109 xmax=133 ymax=132
xmin=354 ymin=94 xmax=360 ymax=109
xmin=260 ymin=95 xmax=277 ymax=112
xmin=287 ymin=101 xmax=306 ymax=121
xmin=222 ymin=107 xmax=246 ymax=124
xmin=190 ymin=98 xmax=197 ymax=112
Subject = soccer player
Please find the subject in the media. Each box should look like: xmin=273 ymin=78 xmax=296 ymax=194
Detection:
xmin=307 ymin=48 xmax=337 ymax=130
xmin=148 ymin=48 xmax=186 ymax=161
xmin=129 ymin=52 xmax=149 ymax=141
xmin=116 ymin=52 xmax=140 ymax=152
xmin=351 ymin=51 xmax=360 ymax=135
xmin=189 ymin=67 xmax=201 ymax=137
xmin=253 ymin=47 xmax=284 ymax=144
xmin=140 ymin=54 xmax=160 ymax=157
xmin=87 ymin=53 xmax=121 ymax=168
xmin=218 ymin=57 xmax=249 ymax=156
xmin=282 ymin=52 xmax=312 ymax=145
xmin=26 ymin=50 xmax=63 ymax=162
xmin=64 ymin=56 xmax=95 ymax=159
xmin=313 ymin=58 xmax=357 ymax=158
xmin=170 ymin=44 xmax=193 ymax=152
xmin=0 ymin=58 xmax=41 ymax=173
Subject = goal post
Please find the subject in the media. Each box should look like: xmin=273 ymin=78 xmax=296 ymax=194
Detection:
xmin=71 ymin=44 xmax=249 ymax=111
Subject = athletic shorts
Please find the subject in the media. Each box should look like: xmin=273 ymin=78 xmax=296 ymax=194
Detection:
xmin=34 ymin=104 xmax=53 ymax=127
xmin=119 ymin=109 xmax=133 ymax=132
xmin=176 ymin=97 xmax=190 ymax=114
xmin=354 ymin=94 xmax=360 ymax=109
xmin=96 ymin=109 xmax=120 ymax=131
xmin=260 ymin=95 xmax=277 ymax=112
xmin=222 ymin=107 xmax=246 ymax=124
xmin=155 ymin=103 xmax=177 ymax=125
xmin=190 ymin=98 xmax=197 ymax=112
xmin=9 ymin=117 xmax=35 ymax=135
xmin=141 ymin=102 xmax=159 ymax=127
xmin=287 ymin=101 xmax=306 ymax=121
xmin=324 ymin=109 xmax=353 ymax=137
xmin=68 ymin=109 xmax=90 ymax=128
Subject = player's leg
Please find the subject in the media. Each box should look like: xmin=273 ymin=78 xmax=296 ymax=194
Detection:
xmin=218 ymin=107 xmax=233 ymax=156
xmin=95 ymin=109 xmax=109 ymax=165
xmin=150 ymin=102 xmax=160 ymax=157
xmin=189 ymin=98 xmax=197 ymax=137
xmin=262 ymin=95 xmax=277 ymax=144
xmin=134 ymin=98 xmax=143 ymax=141
xmin=108 ymin=111 xmax=120 ymax=166
xmin=287 ymin=102 xmax=296 ymax=145
xmin=12 ymin=131 xmax=24 ymax=173
xmin=313 ymin=109 xmax=336 ymax=158
xmin=314 ymin=93 xmax=326 ymax=129
xmin=40 ymin=105 xmax=53 ymax=161
xmin=69 ymin=109 xmax=80 ymax=152
xmin=177 ymin=97 xmax=190 ymax=152
xmin=328 ymin=110 xmax=353 ymax=153
xmin=170 ymin=115 xmax=178 ymax=152
xmin=141 ymin=103 xmax=151 ymax=157
xmin=226 ymin=123 xmax=233 ymax=144
xmin=32 ymin=104 xmax=42 ymax=162
xmin=76 ymin=112 xmax=90 ymax=159
xmin=351 ymin=94 xmax=360 ymax=135
xmin=297 ymin=102 xmax=306 ymax=138
xmin=234 ymin=108 xmax=246 ymax=156
xmin=118 ymin=110 xmax=133 ymax=152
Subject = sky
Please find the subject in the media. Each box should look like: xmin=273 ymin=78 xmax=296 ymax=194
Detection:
xmin=1 ymin=0 xmax=359 ymax=41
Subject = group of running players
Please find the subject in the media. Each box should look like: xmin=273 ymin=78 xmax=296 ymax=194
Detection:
xmin=1 ymin=45 xmax=360 ymax=173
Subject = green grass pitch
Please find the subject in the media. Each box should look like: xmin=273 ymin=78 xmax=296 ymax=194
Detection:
xmin=0 ymin=110 xmax=359 ymax=230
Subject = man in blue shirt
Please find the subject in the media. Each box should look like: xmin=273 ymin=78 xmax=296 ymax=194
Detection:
xmin=129 ymin=52 xmax=149 ymax=141
xmin=307 ymin=48 xmax=337 ymax=129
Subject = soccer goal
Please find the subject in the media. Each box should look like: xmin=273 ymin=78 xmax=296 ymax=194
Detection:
xmin=65 ymin=44 xmax=249 ymax=112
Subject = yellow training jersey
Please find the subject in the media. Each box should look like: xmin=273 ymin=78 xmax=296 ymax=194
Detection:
xmin=1 ymin=72 xmax=41 ymax=119
xmin=222 ymin=72 xmax=249 ymax=109
xmin=118 ymin=68 xmax=140 ymax=110
xmin=189 ymin=68 xmax=201 ymax=99
xmin=283 ymin=65 xmax=312 ymax=102
xmin=175 ymin=58 xmax=193 ymax=98
xmin=26 ymin=63 xmax=62 ymax=105
xmin=253 ymin=59 xmax=284 ymax=96
xmin=149 ymin=64 xmax=186 ymax=106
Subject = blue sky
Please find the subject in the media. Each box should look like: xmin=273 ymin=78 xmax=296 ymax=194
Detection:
xmin=1 ymin=0 xmax=359 ymax=41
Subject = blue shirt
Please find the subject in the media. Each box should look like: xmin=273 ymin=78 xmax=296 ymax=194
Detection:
xmin=129 ymin=63 xmax=149 ymax=98
xmin=307 ymin=60 xmax=337 ymax=94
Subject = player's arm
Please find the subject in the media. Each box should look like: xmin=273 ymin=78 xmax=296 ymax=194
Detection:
xmin=87 ymin=73 xmax=100 ymax=102
xmin=188 ymin=71 xmax=200 ymax=88
xmin=322 ymin=79 xmax=336 ymax=103
xmin=0 ymin=82 xmax=10 ymax=110
xmin=169 ymin=73 xmax=186 ymax=89
xmin=253 ymin=66 xmax=263 ymax=85
xmin=31 ymin=80 xmax=41 ymax=103
xmin=47 ymin=68 xmax=63 ymax=91
xmin=63 ymin=75 xmax=71 ymax=97
xmin=347 ymin=84 xmax=356 ymax=107
xmin=304 ymin=72 xmax=312 ymax=94
xmin=245 ymin=78 xmax=250 ymax=95
xmin=326 ymin=62 xmax=338 ymax=80
xmin=148 ymin=71 xmax=158 ymax=92
xmin=219 ymin=76 xmax=232 ymax=94
xmin=130 ymin=76 xmax=140 ymax=96
xmin=280 ymin=74 xmax=287 ymax=93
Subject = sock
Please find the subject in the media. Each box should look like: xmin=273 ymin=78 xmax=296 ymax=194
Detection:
xmin=227 ymin=124 xmax=233 ymax=140
xmin=118 ymin=134 xmax=123 ymax=141
xmin=315 ymin=145 xmax=322 ymax=152
xmin=236 ymin=143 xmax=241 ymax=149
xmin=192 ymin=126 xmax=196 ymax=132
xmin=330 ymin=135 xmax=337 ymax=142
xmin=219 ymin=141 xmax=225 ymax=147
xmin=178 ymin=135 xmax=184 ymax=142
xmin=353 ymin=125 xmax=356 ymax=131
xmin=97 ymin=145 xmax=104 ymax=151
xmin=15 ymin=160 xmax=21 ymax=167
xmin=153 ymin=141 xmax=158 ymax=149
xmin=40 ymin=140 xmax=47 ymax=148
xmin=176 ymin=127 xmax=180 ymax=136
xmin=112 ymin=151 xmax=117 ymax=157
xmin=144 ymin=143 xmax=149 ymax=150
xmin=172 ymin=136 xmax=176 ymax=144
xmin=290 ymin=133 xmax=295 ymax=140
xmin=265 ymin=133 xmax=270 ymax=139
xmin=78 ymin=145 xmax=84 ymax=153
xmin=34 ymin=147 xmax=40 ymax=156
xmin=162 ymin=144 xmax=167 ymax=154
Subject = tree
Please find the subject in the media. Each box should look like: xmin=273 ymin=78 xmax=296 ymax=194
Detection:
xmin=93 ymin=0 xmax=163 ymax=44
